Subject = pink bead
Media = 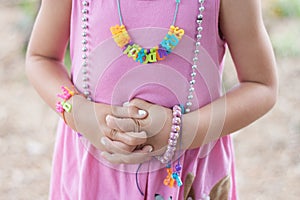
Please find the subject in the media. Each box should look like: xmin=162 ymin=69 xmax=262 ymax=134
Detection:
xmin=168 ymin=138 xmax=177 ymax=147
xmin=173 ymin=105 xmax=181 ymax=111
xmin=170 ymin=132 xmax=179 ymax=140
xmin=172 ymin=117 xmax=181 ymax=125
xmin=171 ymin=125 xmax=180 ymax=133
xmin=57 ymin=93 xmax=71 ymax=100
xmin=56 ymin=102 xmax=64 ymax=113
xmin=173 ymin=110 xmax=182 ymax=118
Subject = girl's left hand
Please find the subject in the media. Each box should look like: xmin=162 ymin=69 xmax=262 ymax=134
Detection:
xmin=101 ymin=99 xmax=173 ymax=164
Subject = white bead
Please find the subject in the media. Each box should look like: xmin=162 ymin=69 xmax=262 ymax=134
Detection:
xmin=87 ymin=97 xmax=92 ymax=101
xmin=194 ymin=49 xmax=200 ymax=54
xmin=196 ymin=42 xmax=201 ymax=46
xmin=193 ymin=57 xmax=198 ymax=62
xmin=83 ymin=83 xmax=89 ymax=89
xmin=82 ymin=24 xmax=88 ymax=29
xmin=189 ymin=87 xmax=195 ymax=92
xmin=200 ymin=6 xmax=205 ymax=12
xmin=82 ymin=54 xmax=87 ymax=59
xmin=82 ymin=32 xmax=87 ymax=37
xmin=83 ymin=76 xmax=88 ymax=81
xmin=197 ymin=34 xmax=202 ymax=39
xmin=82 ymin=46 xmax=87 ymax=52
xmin=84 ymin=90 xmax=90 ymax=96
xmin=82 ymin=1 xmax=89 ymax=6
xmin=197 ymin=26 xmax=203 ymax=32
xmin=82 ymin=39 xmax=87 ymax=44
xmin=190 ymin=80 xmax=196 ymax=85
xmin=192 ymin=64 xmax=197 ymax=69
xmin=82 ymin=9 xmax=88 ymax=14
xmin=82 ymin=68 xmax=87 ymax=74
xmin=82 ymin=61 xmax=87 ymax=67
xmin=82 ymin=16 xmax=88 ymax=22
xmin=185 ymin=108 xmax=190 ymax=113
xmin=191 ymin=72 xmax=196 ymax=77
xmin=186 ymin=102 xmax=192 ymax=107
xmin=188 ymin=95 xmax=193 ymax=99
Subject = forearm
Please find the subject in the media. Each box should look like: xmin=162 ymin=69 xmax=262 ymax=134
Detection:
xmin=25 ymin=55 xmax=73 ymax=112
xmin=183 ymin=81 xmax=277 ymax=149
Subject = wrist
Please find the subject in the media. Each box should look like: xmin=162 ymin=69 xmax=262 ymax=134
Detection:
xmin=63 ymin=94 xmax=87 ymax=132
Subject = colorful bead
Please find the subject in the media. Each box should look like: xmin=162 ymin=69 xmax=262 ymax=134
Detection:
xmin=62 ymin=101 xmax=72 ymax=113
xmin=56 ymin=86 xmax=76 ymax=114
xmin=110 ymin=25 xmax=131 ymax=48
xmin=175 ymin=163 xmax=182 ymax=172
xmin=110 ymin=25 xmax=184 ymax=64
xmin=56 ymin=102 xmax=64 ymax=113
xmin=172 ymin=173 xmax=183 ymax=187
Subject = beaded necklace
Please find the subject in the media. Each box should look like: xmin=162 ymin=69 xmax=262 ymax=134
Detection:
xmin=110 ymin=0 xmax=185 ymax=64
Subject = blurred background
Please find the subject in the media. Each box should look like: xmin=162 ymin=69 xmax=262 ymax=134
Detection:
xmin=0 ymin=0 xmax=299 ymax=199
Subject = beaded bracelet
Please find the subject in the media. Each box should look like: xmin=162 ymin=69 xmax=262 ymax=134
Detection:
xmin=156 ymin=105 xmax=184 ymax=188
xmin=56 ymin=86 xmax=77 ymax=124
xmin=157 ymin=105 xmax=183 ymax=164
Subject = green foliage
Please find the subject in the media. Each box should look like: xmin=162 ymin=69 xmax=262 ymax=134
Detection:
xmin=271 ymin=20 xmax=300 ymax=57
xmin=17 ymin=0 xmax=72 ymax=70
xmin=19 ymin=0 xmax=40 ymax=17
xmin=272 ymin=0 xmax=300 ymax=18
xmin=64 ymin=45 xmax=72 ymax=72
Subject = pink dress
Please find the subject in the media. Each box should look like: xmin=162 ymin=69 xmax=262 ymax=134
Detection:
xmin=50 ymin=0 xmax=238 ymax=199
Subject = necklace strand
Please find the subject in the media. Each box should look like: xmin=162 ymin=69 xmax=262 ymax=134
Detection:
xmin=81 ymin=0 xmax=91 ymax=100
xmin=111 ymin=0 xmax=185 ymax=64
xmin=185 ymin=0 xmax=205 ymax=113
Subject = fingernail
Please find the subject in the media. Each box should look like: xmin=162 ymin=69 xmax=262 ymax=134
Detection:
xmin=145 ymin=145 xmax=153 ymax=153
xmin=101 ymin=137 xmax=106 ymax=145
xmin=105 ymin=115 xmax=111 ymax=122
xmin=123 ymin=102 xmax=130 ymax=107
xmin=138 ymin=109 xmax=147 ymax=116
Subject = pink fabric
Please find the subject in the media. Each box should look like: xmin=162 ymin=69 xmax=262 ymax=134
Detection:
xmin=50 ymin=0 xmax=238 ymax=199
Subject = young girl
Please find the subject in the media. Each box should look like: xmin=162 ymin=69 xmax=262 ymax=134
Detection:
xmin=26 ymin=0 xmax=277 ymax=199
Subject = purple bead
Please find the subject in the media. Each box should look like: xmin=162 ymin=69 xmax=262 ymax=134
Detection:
xmin=175 ymin=164 xmax=182 ymax=172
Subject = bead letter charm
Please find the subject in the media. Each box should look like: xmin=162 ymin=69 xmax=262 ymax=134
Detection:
xmin=110 ymin=25 xmax=184 ymax=64
xmin=163 ymin=164 xmax=183 ymax=188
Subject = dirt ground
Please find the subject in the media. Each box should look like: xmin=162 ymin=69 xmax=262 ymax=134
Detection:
xmin=1 ymin=2 xmax=300 ymax=200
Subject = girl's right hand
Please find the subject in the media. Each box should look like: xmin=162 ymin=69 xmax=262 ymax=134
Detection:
xmin=64 ymin=94 xmax=149 ymax=152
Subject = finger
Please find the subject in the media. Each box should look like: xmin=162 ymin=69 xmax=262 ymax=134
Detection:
xmin=111 ymin=104 xmax=147 ymax=119
xmin=128 ymin=98 xmax=152 ymax=110
xmin=101 ymin=137 xmax=135 ymax=154
xmin=104 ymin=128 xmax=147 ymax=146
xmin=106 ymin=115 xmax=138 ymax=132
xmin=101 ymin=151 xmax=152 ymax=164
xmin=134 ymin=145 xmax=153 ymax=154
